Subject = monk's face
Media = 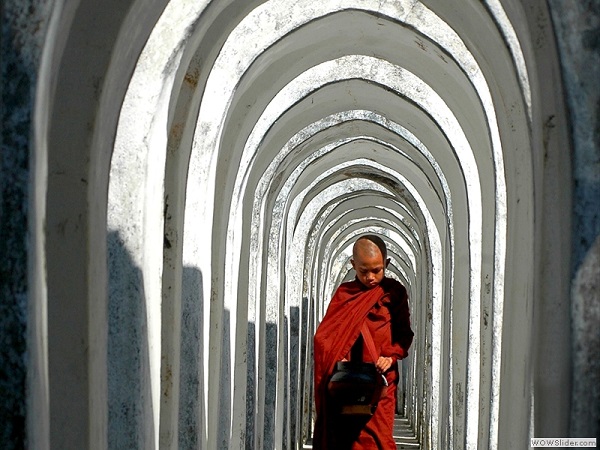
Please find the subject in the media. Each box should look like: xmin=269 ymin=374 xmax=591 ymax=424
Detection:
xmin=351 ymin=241 xmax=389 ymax=289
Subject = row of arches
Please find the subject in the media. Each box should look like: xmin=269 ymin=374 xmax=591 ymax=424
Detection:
xmin=108 ymin=1 xmax=526 ymax=448
xmin=30 ymin=0 xmax=572 ymax=448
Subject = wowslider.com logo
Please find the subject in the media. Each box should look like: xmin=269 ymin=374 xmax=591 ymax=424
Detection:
xmin=531 ymin=438 xmax=596 ymax=448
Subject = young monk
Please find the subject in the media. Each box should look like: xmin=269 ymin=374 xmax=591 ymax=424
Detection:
xmin=313 ymin=235 xmax=414 ymax=449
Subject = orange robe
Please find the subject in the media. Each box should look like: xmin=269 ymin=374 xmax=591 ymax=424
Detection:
xmin=313 ymin=277 xmax=414 ymax=449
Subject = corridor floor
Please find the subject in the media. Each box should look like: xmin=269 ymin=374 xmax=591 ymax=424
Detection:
xmin=393 ymin=415 xmax=420 ymax=449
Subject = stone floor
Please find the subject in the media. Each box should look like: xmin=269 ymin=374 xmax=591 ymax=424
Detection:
xmin=393 ymin=415 xmax=420 ymax=449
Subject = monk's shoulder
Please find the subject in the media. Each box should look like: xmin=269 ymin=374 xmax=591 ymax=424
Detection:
xmin=328 ymin=280 xmax=362 ymax=306
xmin=381 ymin=277 xmax=407 ymax=299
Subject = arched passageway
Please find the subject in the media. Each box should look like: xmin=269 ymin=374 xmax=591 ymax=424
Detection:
xmin=29 ymin=0 xmax=576 ymax=449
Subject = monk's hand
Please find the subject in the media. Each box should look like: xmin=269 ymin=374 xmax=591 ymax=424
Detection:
xmin=376 ymin=356 xmax=393 ymax=373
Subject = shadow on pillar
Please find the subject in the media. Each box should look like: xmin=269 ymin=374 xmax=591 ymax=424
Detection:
xmin=264 ymin=321 xmax=278 ymax=449
xmin=244 ymin=305 xmax=305 ymax=448
xmin=245 ymin=320 xmax=283 ymax=449
xmin=178 ymin=269 xmax=233 ymax=448
xmin=289 ymin=305 xmax=300 ymax=447
xmin=107 ymin=231 xmax=155 ymax=449
xmin=245 ymin=320 xmax=278 ymax=449
xmin=218 ymin=309 xmax=232 ymax=448
xmin=246 ymin=320 xmax=256 ymax=449
xmin=262 ymin=307 xmax=303 ymax=449
xmin=179 ymin=267 xmax=205 ymax=448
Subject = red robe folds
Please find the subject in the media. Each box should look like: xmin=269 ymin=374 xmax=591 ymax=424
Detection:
xmin=313 ymin=277 xmax=414 ymax=450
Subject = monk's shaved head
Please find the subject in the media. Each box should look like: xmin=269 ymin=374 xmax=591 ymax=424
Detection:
xmin=353 ymin=234 xmax=387 ymax=261
xmin=351 ymin=235 xmax=389 ymax=288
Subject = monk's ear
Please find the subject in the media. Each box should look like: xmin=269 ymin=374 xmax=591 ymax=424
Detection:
xmin=351 ymin=259 xmax=356 ymax=270
xmin=385 ymin=258 xmax=391 ymax=267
